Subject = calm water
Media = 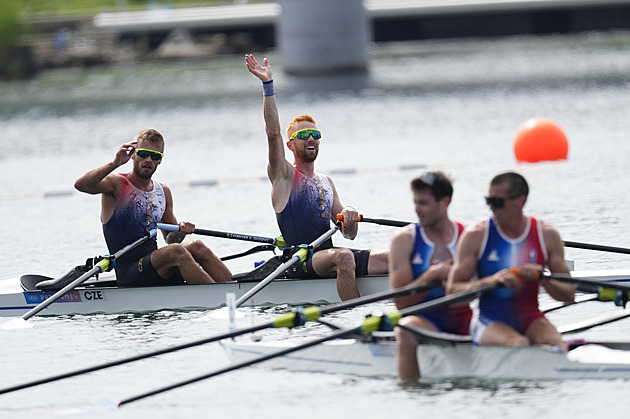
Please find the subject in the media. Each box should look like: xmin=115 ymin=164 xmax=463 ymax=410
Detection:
xmin=2 ymin=31 xmax=630 ymax=418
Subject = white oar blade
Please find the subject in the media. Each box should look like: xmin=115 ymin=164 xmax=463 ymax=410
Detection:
xmin=0 ymin=317 xmax=34 ymax=330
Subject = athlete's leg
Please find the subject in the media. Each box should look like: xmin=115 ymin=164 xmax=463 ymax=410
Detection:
xmin=366 ymin=249 xmax=389 ymax=275
xmin=396 ymin=315 xmax=438 ymax=381
xmin=525 ymin=317 xmax=565 ymax=350
xmin=311 ymin=248 xmax=358 ymax=300
xmin=151 ymin=244 xmax=215 ymax=284
xmin=184 ymin=240 xmax=232 ymax=283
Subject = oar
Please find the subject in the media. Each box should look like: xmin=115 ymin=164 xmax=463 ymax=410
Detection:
xmin=335 ymin=216 xmax=630 ymax=255
xmin=336 ymin=214 xmax=411 ymax=228
xmin=563 ymin=240 xmax=630 ymax=255
xmin=542 ymin=273 xmax=630 ymax=293
xmin=0 ymin=280 xmax=440 ymax=396
xmin=1 ymin=229 xmax=158 ymax=330
xmin=234 ymin=226 xmax=339 ymax=307
xmin=559 ymin=308 xmax=630 ymax=334
xmin=157 ymin=223 xmax=286 ymax=248
xmin=219 ymin=244 xmax=276 ymax=261
xmin=101 ymin=283 xmax=498 ymax=408
xmin=540 ymin=293 xmax=599 ymax=313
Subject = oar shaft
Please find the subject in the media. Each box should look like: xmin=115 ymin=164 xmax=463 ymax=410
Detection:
xmin=19 ymin=264 xmax=104 ymax=320
xmin=564 ymin=240 xmax=630 ymax=255
xmin=157 ymin=223 xmax=279 ymax=245
xmin=19 ymin=229 xmax=156 ymax=321
xmin=336 ymin=214 xmax=411 ymax=227
xmin=320 ymin=280 xmax=440 ymax=315
xmin=359 ymin=216 xmax=411 ymax=227
xmin=0 ymin=321 xmax=273 ymax=396
xmin=543 ymin=273 xmax=630 ymax=292
xmin=117 ymin=284 xmax=499 ymax=407
xmin=400 ymin=283 xmax=498 ymax=318
xmin=234 ymin=226 xmax=339 ymax=307
xmin=117 ymin=326 xmax=359 ymax=407
xmin=0 ymin=275 xmax=440 ymax=395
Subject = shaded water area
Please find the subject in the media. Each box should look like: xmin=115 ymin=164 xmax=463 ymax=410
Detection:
xmin=1 ymin=32 xmax=630 ymax=418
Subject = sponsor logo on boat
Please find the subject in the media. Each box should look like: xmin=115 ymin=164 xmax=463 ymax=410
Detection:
xmin=24 ymin=291 xmax=82 ymax=304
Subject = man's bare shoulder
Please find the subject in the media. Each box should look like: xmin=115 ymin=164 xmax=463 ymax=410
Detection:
xmin=462 ymin=219 xmax=487 ymax=237
xmin=391 ymin=223 xmax=415 ymax=243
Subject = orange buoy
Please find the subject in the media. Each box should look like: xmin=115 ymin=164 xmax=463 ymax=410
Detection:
xmin=514 ymin=118 xmax=569 ymax=163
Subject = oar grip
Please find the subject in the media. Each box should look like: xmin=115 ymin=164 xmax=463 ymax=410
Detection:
xmin=157 ymin=223 xmax=180 ymax=232
xmin=335 ymin=214 xmax=364 ymax=222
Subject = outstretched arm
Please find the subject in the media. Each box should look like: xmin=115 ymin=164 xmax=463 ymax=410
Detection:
xmin=245 ymin=54 xmax=293 ymax=185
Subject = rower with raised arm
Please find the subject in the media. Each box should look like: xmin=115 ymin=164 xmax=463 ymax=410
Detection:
xmin=389 ymin=172 xmax=471 ymax=380
xmin=245 ymin=54 xmax=388 ymax=300
xmin=74 ymin=128 xmax=232 ymax=287
xmin=447 ymin=172 xmax=575 ymax=349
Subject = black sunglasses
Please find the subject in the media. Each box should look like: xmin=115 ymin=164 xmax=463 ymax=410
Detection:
xmin=485 ymin=195 xmax=518 ymax=208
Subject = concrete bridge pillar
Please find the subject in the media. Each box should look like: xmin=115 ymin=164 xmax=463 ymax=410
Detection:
xmin=277 ymin=0 xmax=370 ymax=75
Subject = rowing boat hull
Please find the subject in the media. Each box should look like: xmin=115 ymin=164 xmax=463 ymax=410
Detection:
xmin=1 ymin=268 xmax=629 ymax=317
xmin=221 ymin=336 xmax=630 ymax=380
xmin=0 ymin=274 xmax=390 ymax=317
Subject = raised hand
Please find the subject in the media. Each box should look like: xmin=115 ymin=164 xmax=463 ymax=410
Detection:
xmin=114 ymin=141 xmax=137 ymax=167
xmin=245 ymin=54 xmax=273 ymax=82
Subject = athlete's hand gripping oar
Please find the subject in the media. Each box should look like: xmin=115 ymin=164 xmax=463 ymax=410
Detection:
xmin=234 ymin=225 xmax=339 ymax=307
xmin=0 ymin=229 xmax=157 ymax=330
xmin=85 ymin=283 xmax=496 ymax=409
xmin=157 ymin=223 xmax=286 ymax=248
xmin=0 ymin=280 xmax=440 ymax=396
xmin=336 ymin=214 xmax=411 ymax=228
xmin=563 ymin=240 xmax=630 ymax=255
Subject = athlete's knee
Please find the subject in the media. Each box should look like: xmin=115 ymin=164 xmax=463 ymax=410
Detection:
xmin=506 ymin=334 xmax=530 ymax=347
xmin=395 ymin=327 xmax=418 ymax=351
xmin=165 ymin=243 xmax=196 ymax=265
xmin=333 ymin=249 xmax=355 ymax=270
xmin=185 ymin=240 xmax=213 ymax=257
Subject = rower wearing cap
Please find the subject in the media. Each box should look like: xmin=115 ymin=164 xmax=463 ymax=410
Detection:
xmin=245 ymin=54 xmax=388 ymax=300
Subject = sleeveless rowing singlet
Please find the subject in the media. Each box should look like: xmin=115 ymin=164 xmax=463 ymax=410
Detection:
xmin=276 ymin=168 xmax=334 ymax=249
xmin=102 ymin=174 xmax=166 ymax=263
xmin=476 ymin=216 xmax=548 ymax=333
xmin=411 ymin=221 xmax=471 ymax=334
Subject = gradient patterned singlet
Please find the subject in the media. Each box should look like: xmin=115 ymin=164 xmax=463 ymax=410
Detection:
xmin=411 ymin=221 xmax=471 ymax=334
xmin=476 ymin=216 xmax=548 ymax=333
xmin=102 ymin=174 xmax=166 ymax=263
xmin=276 ymin=168 xmax=334 ymax=249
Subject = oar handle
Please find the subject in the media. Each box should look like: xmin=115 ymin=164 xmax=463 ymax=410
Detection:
xmin=336 ymin=214 xmax=411 ymax=228
xmin=157 ymin=223 xmax=284 ymax=247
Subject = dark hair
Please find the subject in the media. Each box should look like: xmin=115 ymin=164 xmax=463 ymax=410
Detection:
xmin=410 ymin=171 xmax=453 ymax=202
xmin=490 ymin=172 xmax=529 ymax=198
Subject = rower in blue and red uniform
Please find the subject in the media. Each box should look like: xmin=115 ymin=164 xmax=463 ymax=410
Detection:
xmin=389 ymin=172 xmax=471 ymax=380
xmin=447 ymin=172 xmax=575 ymax=349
